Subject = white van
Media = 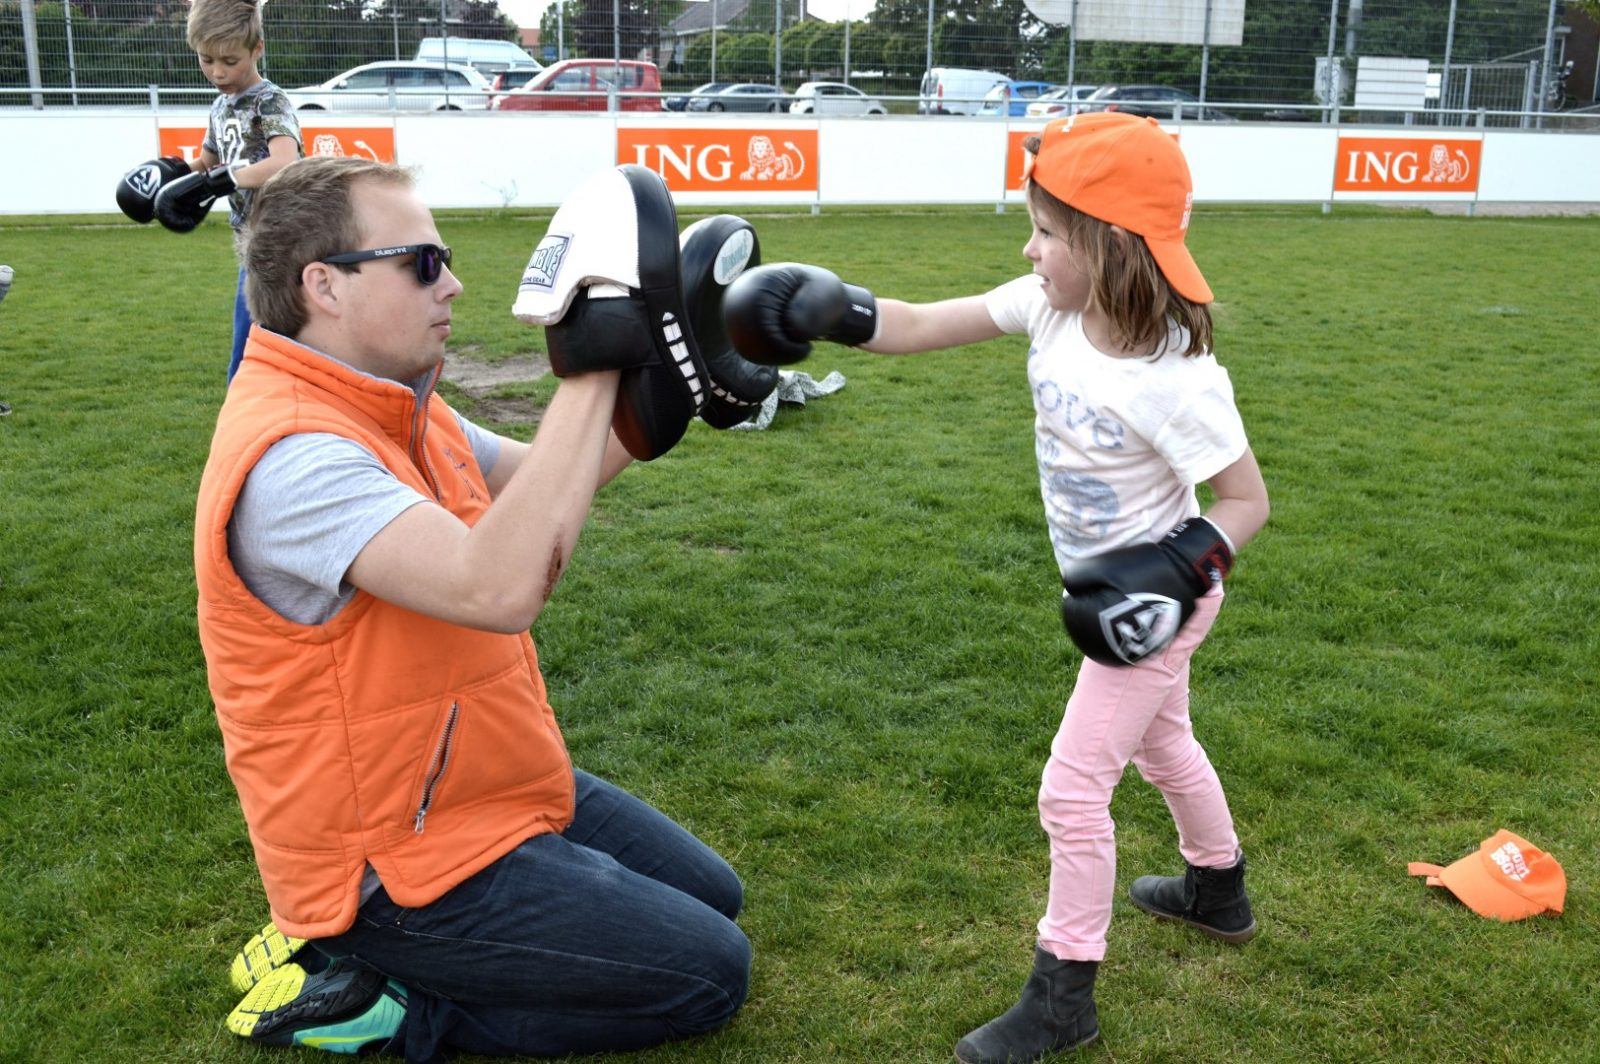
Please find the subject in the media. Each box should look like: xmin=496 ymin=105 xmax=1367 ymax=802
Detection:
xmin=414 ymin=37 xmax=541 ymax=80
xmin=918 ymin=67 xmax=1008 ymax=115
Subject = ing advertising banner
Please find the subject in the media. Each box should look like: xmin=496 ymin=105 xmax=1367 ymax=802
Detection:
xmin=1334 ymin=136 xmax=1482 ymax=194
xmin=157 ymin=125 xmax=396 ymax=165
xmin=616 ymin=128 xmax=819 ymax=193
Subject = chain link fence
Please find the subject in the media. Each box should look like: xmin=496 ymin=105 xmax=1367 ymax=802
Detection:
xmin=3 ymin=0 xmax=1596 ymax=127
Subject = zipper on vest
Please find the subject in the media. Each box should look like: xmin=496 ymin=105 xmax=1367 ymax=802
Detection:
xmin=414 ymin=701 xmax=460 ymax=835
xmin=410 ymin=385 xmax=443 ymax=502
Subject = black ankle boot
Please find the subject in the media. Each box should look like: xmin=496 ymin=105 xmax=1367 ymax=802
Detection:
xmin=954 ymin=949 xmax=1099 ymax=1064
xmin=1128 ymin=853 xmax=1257 ymax=943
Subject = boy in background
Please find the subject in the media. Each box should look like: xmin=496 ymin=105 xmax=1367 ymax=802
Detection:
xmin=154 ymin=0 xmax=302 ymax=382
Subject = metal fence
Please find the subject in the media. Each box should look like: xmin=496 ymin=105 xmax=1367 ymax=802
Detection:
xmin=3 ymin=0 xmax=1596 ymax=127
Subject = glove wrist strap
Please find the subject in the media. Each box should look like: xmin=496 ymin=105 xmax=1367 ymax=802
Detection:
xmin=1162 ymin=516 xmax=1235 ymax=590
xmin=828 ymin=283 xmax=879 ymax=346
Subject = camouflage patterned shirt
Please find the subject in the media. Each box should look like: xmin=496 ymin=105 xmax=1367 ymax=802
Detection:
xmin=202 ymin=79 xmax=303 ymax=230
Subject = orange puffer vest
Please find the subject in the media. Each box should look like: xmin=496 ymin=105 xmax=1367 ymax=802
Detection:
xmin=195 ymin=326 xmax=574 ymax=939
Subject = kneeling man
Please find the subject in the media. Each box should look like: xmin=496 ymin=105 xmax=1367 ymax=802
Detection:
xmin=199 ymin=156 xmax=749 ymax=1060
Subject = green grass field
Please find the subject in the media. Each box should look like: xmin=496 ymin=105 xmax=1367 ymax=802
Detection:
xmin=1 ymin=203 xmax=1597 ymax=1063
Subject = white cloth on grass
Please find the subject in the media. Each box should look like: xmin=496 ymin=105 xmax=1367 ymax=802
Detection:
xmin=728 ymin=369 xmax=847 ymax=431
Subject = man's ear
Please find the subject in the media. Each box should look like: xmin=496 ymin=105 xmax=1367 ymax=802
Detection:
xmin=251 ymin=41 xmax=265 ymax=63
xmin=300 ymin=261 xmax=343 ymax=318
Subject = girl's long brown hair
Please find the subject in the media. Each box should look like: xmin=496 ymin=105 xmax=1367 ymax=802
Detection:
xmin=1023 ymin=136 xmax=1212 ymax=358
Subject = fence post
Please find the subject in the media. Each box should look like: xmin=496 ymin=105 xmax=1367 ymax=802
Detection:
xmin=1440 ymin=0 xmax=1456 ymax=128
xmin=1522 ymin=60 xmax=1536 ymax=128
xmin=148 ymin=83 xmax=160 ymax=112
xmin=710 ymin=0 xmax=717 ymax=81
xmin=19 ymin=0 xmax=44 ymax=110
xmin=1066 ymin=0 xmax=1078 ymax=91
xmin=64 ymin=0 xmax=80 ymax=108
xmin=1537 ymin=0 xmax=1558 ymax=128
xmin=925 ymin=0 xmax=934 ymax=86
xmin=775 ymin=0 xmax=782 ymax=89
xmin=1323 ymin=0 xmax=1339 ymax=125
xmin=1460 ymin=65 xmax=1472 ymax=127
xmin=1199 ymin=0 xmax=1212 ymax=104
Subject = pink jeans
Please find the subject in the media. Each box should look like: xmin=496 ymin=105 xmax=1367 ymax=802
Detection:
xmin=1036 ymin=588 xmax=1239 ymax=962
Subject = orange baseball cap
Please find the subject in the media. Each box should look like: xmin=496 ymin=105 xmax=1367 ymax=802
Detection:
xmin=1021 ymin=112 xmax=1212 ymax=304
xmin=1408 ymin=829 xmax=1566 ymax=921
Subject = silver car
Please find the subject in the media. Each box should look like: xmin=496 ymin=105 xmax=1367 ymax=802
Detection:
xmin=290 ymin=61 xmax=492 ymax=112
xmin=687 ymin=83 xmax=791 ymax=113
xmin=788 ymin=82 xmax=887 ymax=116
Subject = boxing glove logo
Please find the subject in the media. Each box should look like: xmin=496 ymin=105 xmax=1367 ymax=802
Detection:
xmin=1098 ymin=592 xmax=1182 ymax=665
xmin=521 ymin=234 xmax=571 ymax=293
xmin=128 ymin=164 xmax=165 ymax=200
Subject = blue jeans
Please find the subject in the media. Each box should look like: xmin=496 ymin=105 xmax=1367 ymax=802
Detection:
xmin=314 ymin=770 xmax=750 ymax=1063
xmin=228 ymin=265 xmax=250 ymax=384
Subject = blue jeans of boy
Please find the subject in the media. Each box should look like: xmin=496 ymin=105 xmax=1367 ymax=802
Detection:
xmin=314 ymin=770 xmax=750 ymax=1063
xmin=229 ymin=266 xmax=250 ymax=384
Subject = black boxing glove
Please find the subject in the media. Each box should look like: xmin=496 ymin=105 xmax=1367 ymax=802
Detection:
xmin=1060 ymin=517 xmax=1234 ymax=667
xmin=116 ymin=157 xmax=192 ymax=224
xmin=154 ymin=164 xmax=237 ymax=233
xmin=722 ymin=262 xmax=878 ymax=366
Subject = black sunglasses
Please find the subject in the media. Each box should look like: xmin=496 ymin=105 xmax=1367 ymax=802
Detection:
xmin=321 ymin=243 xmax=453 ymax=285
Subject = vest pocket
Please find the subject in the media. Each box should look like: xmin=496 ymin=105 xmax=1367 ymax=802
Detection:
xmin=413 ymin=701 xmax=460 ymax=835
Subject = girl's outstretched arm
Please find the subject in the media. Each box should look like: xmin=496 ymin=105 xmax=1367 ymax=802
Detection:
xmin=864 ymin=295 xmax=1004 ymax=355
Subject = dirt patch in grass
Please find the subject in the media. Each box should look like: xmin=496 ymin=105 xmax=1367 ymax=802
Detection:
xmin=441 ymin=350 xmax=549 ymax=391
xmin=440 ymin=350 xmax=550 ymax=427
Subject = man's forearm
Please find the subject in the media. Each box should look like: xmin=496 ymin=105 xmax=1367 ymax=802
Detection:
xmin=458 ymin=372 xmax=621 ymax=627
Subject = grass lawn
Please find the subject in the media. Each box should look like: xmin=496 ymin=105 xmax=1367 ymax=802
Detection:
xmin=1 ymin=202 xmax=1597 ymax=1062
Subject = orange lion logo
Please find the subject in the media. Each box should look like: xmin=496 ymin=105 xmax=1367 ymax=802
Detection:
xmin=1422 ymin=143 xmax=1470 ymax=183
xmin=740 ymin=135 xmax=805 ymax=181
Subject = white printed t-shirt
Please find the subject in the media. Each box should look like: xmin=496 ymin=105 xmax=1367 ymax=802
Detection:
xmin=985 ymin=275 xmax=1248 ymax=575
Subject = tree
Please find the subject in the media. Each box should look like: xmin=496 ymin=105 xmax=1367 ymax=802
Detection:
xmin=567 ymin=0 xmax=683 ymax=61
xmin=721 ymin=31 xmax=772 ymax=79
xmin=539 ymin=1 xmax=582 ymax=61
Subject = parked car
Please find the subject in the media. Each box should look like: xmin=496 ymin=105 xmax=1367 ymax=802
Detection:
xmin=487 ymin=63 xmax=546 ymax=94
xmin=290 ymin=61 xmax=492 ymax=112
xmin=788 ymin=82 xmax=887 ymax=116
xmin=1081 ymin=84 xmax=1235 ymax=122
xmin=1024 ymin=84 xmax=1100 ymax=118
xmin=414 ymin=37 xmax=540 ymax=82
xmin=686 ymin=83 xmax=791 ymax=113
xmin=492 ymin=59 xmax=661 ymax=112
xmin=663 ymin=81 xmax=736 ymax=111
xmin=918 ymin=67 xmax=1008 ymax=115
xmin=976 ymin=79 xmax=1057 ymax=117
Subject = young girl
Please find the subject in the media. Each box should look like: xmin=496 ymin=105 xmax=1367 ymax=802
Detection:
xmin=724 ymin=112 xmax=1270 ymax=1062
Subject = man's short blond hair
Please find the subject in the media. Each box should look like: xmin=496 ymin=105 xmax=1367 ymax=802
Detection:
xmin=186 ymin=0 xmax=263 ymax=52
xmin=241 ymin=158 xmax=415 ymax=337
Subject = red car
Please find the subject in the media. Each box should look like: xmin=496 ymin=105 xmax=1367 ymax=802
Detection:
xmin=492 ymin=59 xmax=661 ymax=112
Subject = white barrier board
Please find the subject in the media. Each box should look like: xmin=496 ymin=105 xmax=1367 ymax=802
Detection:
xmin=3 ymin=111 xmax=1597 ymax=215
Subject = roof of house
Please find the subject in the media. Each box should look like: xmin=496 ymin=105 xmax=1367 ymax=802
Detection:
xmin=666 ymin=0 xmax=756 ymax=37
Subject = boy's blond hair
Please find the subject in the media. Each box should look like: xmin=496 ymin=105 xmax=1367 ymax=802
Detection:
xmin=186 ymin=0 xmax=263 ymax=52
xmin=1022 ymin=135 xmax=1212 ymax=359
xmin=242 ymin=157 xmax=415 ymax=337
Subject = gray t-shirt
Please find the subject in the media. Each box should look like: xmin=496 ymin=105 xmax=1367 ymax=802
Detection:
xmin=226 ymin=387 xmax=501 ymax=626
xmin=202 ymin=79 xmax=302 ymax=229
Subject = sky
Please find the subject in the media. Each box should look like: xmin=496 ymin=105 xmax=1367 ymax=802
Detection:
xmin=496 ymin=0 xmax=874 ymax=31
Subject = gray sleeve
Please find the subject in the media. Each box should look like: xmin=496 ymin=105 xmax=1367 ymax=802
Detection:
xmin=226 ymin=434 xmax=431 ymax=625
xmin=452 ymin=410 xmax=502 ymax=479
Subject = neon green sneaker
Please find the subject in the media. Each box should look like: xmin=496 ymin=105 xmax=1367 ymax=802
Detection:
xmin=226 ymin=959 xmax=407 ymax=1055
xmin=230 ymin=922 xmax=307 ymax=993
